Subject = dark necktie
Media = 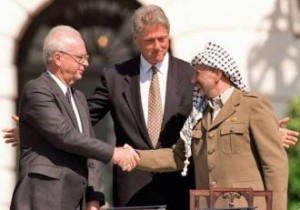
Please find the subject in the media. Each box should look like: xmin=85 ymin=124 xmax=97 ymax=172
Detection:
xmin=148 ymin=66 xmax=162 ymax=148
xmin=65 ymin=87 xmax=83 ymax=133
xmin=66 ymin=88 xmax=72 ymax=104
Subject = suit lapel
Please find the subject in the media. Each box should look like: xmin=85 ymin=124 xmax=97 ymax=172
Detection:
xmin=122 ymin=59 xmax=152 ymax=147
xmin=161 ymin=57 xmax=180 ymax=129
xmin=202 ymin=107 xmax=212 ymax=130
xmin=211 ymin=89 xmax=241 ymax=129
xmin=41 ymin=72 xmax=80 ymax=130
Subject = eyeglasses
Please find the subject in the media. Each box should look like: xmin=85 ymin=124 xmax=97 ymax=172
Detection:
xmin=59 ymin=51 xmax=90 ymax=64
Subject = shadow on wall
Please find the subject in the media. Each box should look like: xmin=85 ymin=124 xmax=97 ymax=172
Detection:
xmin=247 ymin=0 xmax=300 ymax=100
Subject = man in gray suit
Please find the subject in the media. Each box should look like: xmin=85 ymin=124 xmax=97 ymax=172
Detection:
xmin=10 ymin=25 xmax=139 ymax=210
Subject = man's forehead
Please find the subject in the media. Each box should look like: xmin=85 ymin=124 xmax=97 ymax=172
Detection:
xmin=193 ymin=64 xmax=217 ymax=71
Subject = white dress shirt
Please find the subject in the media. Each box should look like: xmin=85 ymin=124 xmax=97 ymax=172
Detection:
xmin=140 ymin=53 xmax=169 ymax=126
xmin=208 ymin=86 xmax=234 ymax=121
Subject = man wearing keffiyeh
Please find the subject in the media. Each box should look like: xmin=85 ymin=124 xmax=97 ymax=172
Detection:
xmin=136 ymin=41 xmax=288 ymax=210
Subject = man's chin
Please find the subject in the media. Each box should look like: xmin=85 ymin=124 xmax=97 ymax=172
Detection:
xmin=76 ymin=74 xmax=83 ymax=80
xmin=152 ymin=57 xmax=164 ymax=64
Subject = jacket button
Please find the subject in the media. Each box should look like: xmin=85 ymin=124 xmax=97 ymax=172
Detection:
xmin=211 ymin=181 xmax=217 ymax=187
xmin=88 ymin=162 xmax=94 ymax=168
xmin=208 ymin=133 xmax=214 ymax=138
xmin=82 ymin=179 xmax=87 ymax=185
xmin=208 ymin=164 xmax=214 ymax=171
xmin=208 ymin=149 xmax=215 ymax=155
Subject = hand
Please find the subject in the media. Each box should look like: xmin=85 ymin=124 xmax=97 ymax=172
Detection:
xmin=86 ymin=201 xmax=100 ymax=210
xmin=2 ymin=115 xmax=19 ymax=147
xmin=119 ymin=144 xmax=140 ymax=171
xmin=279 ymin=117 xmax=299 ymax=148
xmin=112 ymin=144 xmax=140 ymax=172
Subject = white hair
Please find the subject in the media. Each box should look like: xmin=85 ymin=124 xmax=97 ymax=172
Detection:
xmin=42 ymin=25 xmax=81 ymax=64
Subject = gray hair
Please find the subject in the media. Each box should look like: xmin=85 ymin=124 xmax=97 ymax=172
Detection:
xmin=42 ymin=25 xmax=81 ymax=64
xmin=131 ymin=5 xmax=170 ymax=36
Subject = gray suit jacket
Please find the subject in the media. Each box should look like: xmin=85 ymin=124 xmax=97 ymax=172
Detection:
xmin=10 ymin=72 xmax=114 ymax=210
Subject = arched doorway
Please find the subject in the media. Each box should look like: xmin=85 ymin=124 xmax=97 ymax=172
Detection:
xmin=15 ymin=0 xmax=141 ymax=205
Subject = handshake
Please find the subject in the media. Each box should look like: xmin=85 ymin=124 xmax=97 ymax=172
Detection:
xmin=112 ymin=144 xmax=140 ymax=172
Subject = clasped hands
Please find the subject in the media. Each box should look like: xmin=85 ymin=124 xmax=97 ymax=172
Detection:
xmin=112 ymin=144 xmax=139 ymax=172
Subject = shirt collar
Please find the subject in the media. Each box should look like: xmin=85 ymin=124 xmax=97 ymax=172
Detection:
xmin=140 ymin=52 xmax=169 ymax=75
xmin=208 ymin=86 xmax=234 ymax=110
xmin=47 ymin=70 xmax=69 ymax=95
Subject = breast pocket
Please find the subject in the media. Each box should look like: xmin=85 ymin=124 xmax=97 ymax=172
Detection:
xmin=220 ymin=124 xmax=245 ymax=154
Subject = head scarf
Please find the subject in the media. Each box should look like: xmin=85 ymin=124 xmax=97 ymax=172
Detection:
xmin=180 ymin=41 xmax=248 ymax=176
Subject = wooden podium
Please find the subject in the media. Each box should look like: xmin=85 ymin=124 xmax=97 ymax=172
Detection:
xmin=190 ymin=188 xmax=272 ymax=210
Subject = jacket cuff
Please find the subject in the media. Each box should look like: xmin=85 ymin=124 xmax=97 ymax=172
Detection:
xmin=86 ymin=186 xmax=105 ymax=206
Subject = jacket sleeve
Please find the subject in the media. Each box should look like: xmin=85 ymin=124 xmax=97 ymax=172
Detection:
xmin=85 ymin=99 xmax=106 ymax=206
xmin=137 ymin=138 xmax=186 ymax=172
xmin=249 ymin=94 xmax=288 ymax=210
xmin=86 ymin=159 xmax=105 ymax=206
xmin=20 ymin=81 xmax=114 ymax=163
xmin=87 ymin=67 xmax=111 ymax=126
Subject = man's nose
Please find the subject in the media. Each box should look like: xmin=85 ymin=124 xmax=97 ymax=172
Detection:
xmin=83 ymin=59 xmax=89 ymax=68
xmin=153 ymin=40 xmax=160 ymax=49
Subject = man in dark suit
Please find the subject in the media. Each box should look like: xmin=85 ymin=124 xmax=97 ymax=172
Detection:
xmin=87 ymin=5 xmax=194 ymax=210
xmin=10 ymin=25 xmax=139 ymax=210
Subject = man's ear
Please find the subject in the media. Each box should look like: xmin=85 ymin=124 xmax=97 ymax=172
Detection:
xmin=214 ymin=69 xmax=223 ymax=81
xmin=52 ymin=52 xmax=62 ymax=66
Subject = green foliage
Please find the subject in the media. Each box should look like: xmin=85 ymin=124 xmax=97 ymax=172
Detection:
xmin=286 ymin=95 xmax=300 ymax=210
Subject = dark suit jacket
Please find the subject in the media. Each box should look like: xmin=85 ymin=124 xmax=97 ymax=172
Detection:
xmin=10 ymin=72 xmax=114 ymax=210
xmin=88 ymin=56 xmax=194 ymax=210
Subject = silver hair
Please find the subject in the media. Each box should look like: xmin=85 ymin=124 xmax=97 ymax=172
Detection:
xmin=42 ymin=25 xmax=81 ymax=64
xmin=131 ymin=4 xmax=170 ymax=36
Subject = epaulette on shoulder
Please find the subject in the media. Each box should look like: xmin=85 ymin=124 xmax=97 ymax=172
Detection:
xmin=242 ymin=91 xmax=259 ymax=98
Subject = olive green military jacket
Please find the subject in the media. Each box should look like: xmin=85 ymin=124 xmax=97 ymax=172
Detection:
xmin=138 ymin=88 xmax=288 ymax=210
